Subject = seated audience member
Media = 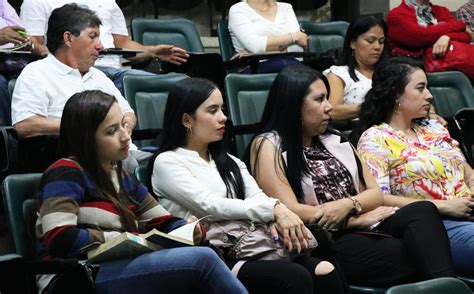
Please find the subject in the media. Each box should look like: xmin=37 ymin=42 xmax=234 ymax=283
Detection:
xmin=387 ymin=0 xmax=474 ymax=80
xmin=456 ymin=1 xmax=474 ymax=34
xmin=0 ymin=0 xmax=41 ymax=125
xmin=248 ymin=64 xmax=456 ymax=286
xmin=148 ymin=77 xmax=348 ymax=294
xmin=20 ymin=0 xmax=189 ymax=93
xmin=36 ymin=89 xmax=248 ymax=294
xmin=228 ymin=0 xmax=307 ymax=73
xmin=323 ymin=16 xmax=387 ymax=122
xmin=357 ymin=57 xmax=474 ymax=276
xmin=11 ymin=4 xmax=147 ymax=172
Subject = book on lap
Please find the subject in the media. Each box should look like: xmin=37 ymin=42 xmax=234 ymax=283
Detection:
xmin=86 ymin=216 xmax=209 ymax=263
xmin=86 ymin=232 xmax=158 ymax=263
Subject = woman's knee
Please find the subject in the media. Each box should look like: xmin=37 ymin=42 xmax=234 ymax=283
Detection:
xmin=314 ymin=261 xmax=335 ymax=276
xmin=238 ymin=260 xmax=313 ymax=294
xmin=190 ymin=247 xmax=222 ymax=267
xmin=401 ymin=201 xmax=440 ymax=220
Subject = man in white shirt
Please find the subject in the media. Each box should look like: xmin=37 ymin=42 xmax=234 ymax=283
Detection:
xmin=20 ymin=0 xmax=189 ymax=93
xmin=12 ymin=4 xmax=147 ymax=172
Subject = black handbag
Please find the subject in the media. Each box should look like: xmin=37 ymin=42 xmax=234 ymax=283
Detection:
xmin=42 ymin=261 xmax=99 ymax=294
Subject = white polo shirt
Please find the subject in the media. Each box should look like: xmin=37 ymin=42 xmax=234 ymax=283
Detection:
xmin=11 ymin=54 xmax=133 ymax=125
xmin=20 ymin=0 xmax=129 ymax=68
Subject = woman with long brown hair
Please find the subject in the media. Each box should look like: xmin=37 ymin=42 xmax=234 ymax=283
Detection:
xmin=35 ymin=90 xmax=247 ymax=294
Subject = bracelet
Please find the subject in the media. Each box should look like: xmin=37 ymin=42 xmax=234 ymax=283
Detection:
xmin=288 ymin=33 xmax=295 ymax=45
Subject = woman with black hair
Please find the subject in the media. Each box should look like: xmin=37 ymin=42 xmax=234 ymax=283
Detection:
xmin=248 ymin=64 xmax=456 ymax=287
xmin=149 ymin=77 xmax=347 ymax=294
xmin=357 ymin=57 xmax=474 ymax=276
xmin=35 ymin=90 xmax=248 ymax=294
xmin=323 ymin=15 xmax=388 ymax=121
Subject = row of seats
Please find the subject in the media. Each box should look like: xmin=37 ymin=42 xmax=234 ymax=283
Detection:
xmin=3 ymin=70 xmax=474 ymax=292
xmin=0 ymin=18 xmax=350 ymax=175
xmin=123 ymin=70 xmax=474 ymax=163
xmin=3 ymin=167 xmax=474 ymax=293
xmin=134 ymin=0 xmax=329 ymax=35
xmin=129 ymin=17 xmax=349 ymax=60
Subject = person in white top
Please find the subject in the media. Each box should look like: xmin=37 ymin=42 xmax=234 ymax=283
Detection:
xmin=11 ymin=4 xmax=146 ymax=172
xmin=324 ymin=16 xmax=387 ymax=121
xmin=148 ymin=77 xmax=348 ymax=294
xmin=228 ymin=0 xmax=308 ymax=73
xmin=20 ymin=0 xmax=189 ymax=93
xmin=0 ymin=0 xmax=42 ymax=125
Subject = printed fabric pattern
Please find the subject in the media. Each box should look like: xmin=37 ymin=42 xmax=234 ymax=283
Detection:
xmin=358 ymin=119 xmax=470 ymax=200
xmin=304 ymin=142 xmax=357 ymax=204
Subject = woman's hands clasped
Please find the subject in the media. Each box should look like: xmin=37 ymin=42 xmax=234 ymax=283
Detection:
xmin=437 ymin=197 xmax=474 ymax=220
xmin=272 ymin=203 xmax=311 ymax=253
xmin=309 ymin=198 xmax=354 ymax=230
xmin=291 ymin=31 xmax=308 ymax=49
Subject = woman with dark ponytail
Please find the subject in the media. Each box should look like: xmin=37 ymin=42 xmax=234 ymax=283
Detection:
xmin=35 ymin=90 xmax=247 ymax=294
xmin=357 ymin=57 xmax=474 ymax=276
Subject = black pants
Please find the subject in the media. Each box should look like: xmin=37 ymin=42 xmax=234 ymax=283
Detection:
xmin=334 ymin=201 xmax=456 ymax=287
xmin=230 ymin=256 xmax=348 ymax=294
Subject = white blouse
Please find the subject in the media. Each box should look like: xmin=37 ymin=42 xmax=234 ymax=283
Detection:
xmin=324 ymin=65 xmax=372 ymax=105
xmin=152 ymin=148 xmax=277 ymax=222
xmin=228 ymin=1 xmax=303 ymax=53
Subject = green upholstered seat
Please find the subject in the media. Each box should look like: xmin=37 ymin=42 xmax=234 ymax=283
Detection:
xmin=123 ymin=73 xmax=188 ymax=147
xmin=134 ymin=165 xmax=149 ymax=188
xmin=131 ymin=18 xmax=204 ymax=52
xmin=458 ymin=276 xmax=474 ymax=290
xmin=2 ymin=173 xmax=42 ymax=258
xmin=350 ymin=285 xmax=386 ymax=294
xmin=217 ymin=19 xmax=235 ymax=63
xmin=299 ymin=21 xmax=349 ymax=53
xmin=224 ymin=73 xmax=276 ymax=158
xmin=386 ymin=277 xmax=471 ymax=294
xmin=427 ymin=71 xmax=474 ymax=119
xmin=427 ymin=71 xmax=474 ymax=165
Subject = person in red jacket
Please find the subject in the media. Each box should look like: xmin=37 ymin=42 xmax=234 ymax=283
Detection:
xmin=387 ymin=0 xmax=474 ymax=79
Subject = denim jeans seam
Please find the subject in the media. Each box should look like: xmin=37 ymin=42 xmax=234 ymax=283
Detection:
xmin=97 ymin=267 xmax=204 ymax=284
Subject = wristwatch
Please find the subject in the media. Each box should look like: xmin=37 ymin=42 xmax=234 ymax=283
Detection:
xmin=347 ymin=196 xmax=362 ymax=215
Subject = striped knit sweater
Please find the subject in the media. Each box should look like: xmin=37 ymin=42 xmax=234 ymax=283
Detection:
xmin=36 ymin=158 xmax=187 ymax=259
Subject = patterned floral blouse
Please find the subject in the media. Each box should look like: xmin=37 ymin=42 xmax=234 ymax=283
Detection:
xmin=357 ymin=119 xmax=470 ymax=200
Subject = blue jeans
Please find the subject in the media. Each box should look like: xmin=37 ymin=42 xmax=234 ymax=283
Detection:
xmin=443 ymin=219 xmax=474 ymax=276
xmin=95 ymin=66 xmax=155 ymax=95
xmin=95 ymin=247 xmax=248 ymax=294
xmin=241 ymin=57 xmax=301 ymax=74
xmin=0 ymin=74 xmax=11 ymax=126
